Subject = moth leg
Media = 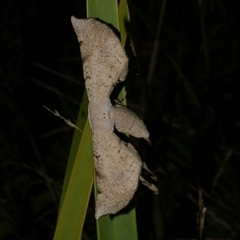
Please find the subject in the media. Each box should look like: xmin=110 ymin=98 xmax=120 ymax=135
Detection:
xmin=114 ymin=91 xmax=127 ymax=105
xmin=139 ymin=175 xmax=158 ymax=194
xmin=142 ymin=162 xmax=157 ymax=181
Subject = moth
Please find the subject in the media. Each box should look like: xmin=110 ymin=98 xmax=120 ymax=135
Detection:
xmin=71 ymin=17 xmax=157 ymax=219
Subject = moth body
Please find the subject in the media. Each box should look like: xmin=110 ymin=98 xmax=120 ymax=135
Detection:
xmin=71 ymin=17 xmax=157 ymax=220
xmin=88 ymin=99 xmax=114 ymax=133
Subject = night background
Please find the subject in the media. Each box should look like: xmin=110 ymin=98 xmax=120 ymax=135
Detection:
xmin=1 ymin=0 xmax=240 ymax=239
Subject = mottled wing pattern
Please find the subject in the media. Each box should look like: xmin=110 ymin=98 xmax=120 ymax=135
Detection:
xmin=71 ymin=17 xmax=128 ymax=102
xmin=71 ymin=17 xmax=156 ymax=220
xmin=93 ymin=132 xmax=142 ymax=220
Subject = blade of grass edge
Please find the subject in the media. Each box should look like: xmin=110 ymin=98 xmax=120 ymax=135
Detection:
xmin=53 ymin=120 xmax=93 ymax=240
xmin=87 ymin=0 xmax=138 ymax=239
xmin=87 ymin=0 xmax=119 ymax=29
xmin=59 ymin=91 xmax=89 ymax=209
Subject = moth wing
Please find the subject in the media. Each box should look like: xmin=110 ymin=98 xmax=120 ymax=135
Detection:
xmin=93 ymin=132 xmax=142 ymax=219
xmin=112 ymin=105 xmax=151 ymax=144
xmin=71 ymin=17 xmax=128 ymax=101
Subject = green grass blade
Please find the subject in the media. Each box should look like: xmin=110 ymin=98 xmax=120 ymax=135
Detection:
xmin=97 ymin=212 xmax=138 ymax=239
xmin=53 ymin=120 xmax=93 ymax=240
xmin=119 ymin=0 xmax=129 ymax=46
xmin=87 ymin=0 xmax=138 ymax=239
xmin=87 ymin=0 xmax=119 ymax=29
xmin=117 ymin=0 xmax=129 ymax=103
xmin=59 ymin=91 xmax=89 ymax=209
xmin=54 ymin=0 xmax=138 ymax=239
xmin=54 ymin=87 xmax=92 ymax=240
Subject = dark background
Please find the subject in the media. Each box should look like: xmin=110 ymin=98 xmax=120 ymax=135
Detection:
xmin=1 ymin=0 xmax=240 ymax=239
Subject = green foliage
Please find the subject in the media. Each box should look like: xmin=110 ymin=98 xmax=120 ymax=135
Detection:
xmin=54 ymin=0 xmax=138 ymax=239
xmin=87 ymin=0 xmax=138 ymax=239
xmin=1 ymin=0 xmax=240 ymax=239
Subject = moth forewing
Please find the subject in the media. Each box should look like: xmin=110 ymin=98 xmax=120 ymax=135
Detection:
xmin=71 ymin=17 xmax=129 ymax=102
